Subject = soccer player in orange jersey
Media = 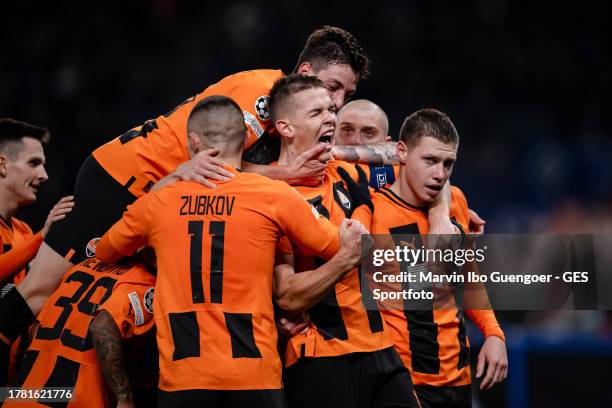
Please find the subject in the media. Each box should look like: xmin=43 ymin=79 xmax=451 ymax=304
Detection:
xmin=333 ymin=101 xmax=487 ymax=235
xmin=0 ymin=27 xmax=377 ymax=354
xmin=369 ymin=109 xmax=507 ymax=408
xmin=334 ymin=99 xmax=397 ymax=190
xmin=95 ymin=95 xmax=368 ymax=407
xmin=268 ymin=74 xmax=419 ymax=408
xmin=0 ymin=119 xmax=74 ymax=386
xmin=3 ymin=257 xmax=155 ymax=408
xmin=0 ymin=119 xmax=74 ymax=286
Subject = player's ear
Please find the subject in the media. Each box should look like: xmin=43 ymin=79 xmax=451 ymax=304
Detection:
xmin=275 ymin=120 xmax=294 ymax=139
xmin=296 ymin=62 xmax=313 ymax=75
xmin=396 ymin=140 xmax=409 ymax=164
xmin=385 ymin=135 xmax=392 ymax=142
xmin=0 ymin=154 xmax=7 ymax=177
xmin=187 ymin=132 xmax=202 ymax=155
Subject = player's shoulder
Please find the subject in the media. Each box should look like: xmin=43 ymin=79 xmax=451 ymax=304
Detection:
xmin=230 ymin=173 xmax=310 ymax=213
xmin=140 ymin=181 xmax=189 ymax=204
xmin=157 ymin=174 xmax=287 ymax=197
xmin=232 ymin=171 xmax=296 ymax=195
xmin=449 ymin=185 xmax=470 ymax=226
xmin=371 ymin=186 xmax=395 ymax=209
xmin=373 ymin=186 xmax=423 ymax=215
xmin=117 ymin=263 xmax=156 ymax=286
xmin=450 ymin=185 xmax=468 ymax=208
xmin=231 ymin=69 xmax=284 ymax=80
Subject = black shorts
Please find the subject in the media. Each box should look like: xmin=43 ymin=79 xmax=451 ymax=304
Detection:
xmin=414 ymin=384 xmax=472 ymax=408
xmin=157 ymin=388 xmax=287 ymax=408
xmin=44 ymin=155 xmax=137 ymax=264
xmin=285 ymin=347 xmax=419 ymax=408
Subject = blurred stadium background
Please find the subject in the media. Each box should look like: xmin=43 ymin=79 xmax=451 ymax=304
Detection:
xmin=2 ymin=1 xmax=611 ymax=407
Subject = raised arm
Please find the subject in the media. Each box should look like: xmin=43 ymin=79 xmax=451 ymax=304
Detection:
xmin=0 ymin=195 xmax=74 ymax=283
xmin=96 ymin=195 xmax=151 ymax=263
xmin=332 ymin=142 xmax=399 ymax=165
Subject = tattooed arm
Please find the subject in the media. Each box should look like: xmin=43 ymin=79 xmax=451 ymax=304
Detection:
xmin=90 ymin=311 xmax=134 ymax=408
xmin=332 ymin=142 xmax=399 ymax=165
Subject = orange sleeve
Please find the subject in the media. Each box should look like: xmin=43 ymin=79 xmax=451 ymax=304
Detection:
xmin=0 ymin=232 xmax=42 ymax=283
xmin=454 ymin=187 xmax=503 ymax=340
xmin=465 ymin=309 xmax=505 ymax=341
xmin=96 ymin=194 xmax=153 ymax=263
xmin=99 ymin=265 xmax=155 ymax=339
xmin=450 ymin=186 xmax=470 ymax=229
xmin=201 ymin=70 xmax=283 ymax=147
xmin=272 ymin=184 xmax=339 ymax=260
xmin=99 ymin=280 xmax=155 ymax=338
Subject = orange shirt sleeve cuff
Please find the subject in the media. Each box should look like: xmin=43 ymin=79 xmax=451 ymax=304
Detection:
xmin=96 ymin=232 xmax=130 ymax=263
xmin=466 ymin=309 xmax=506 ymax=342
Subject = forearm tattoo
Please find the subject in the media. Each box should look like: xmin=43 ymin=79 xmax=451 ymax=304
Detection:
xmin=332 ymin=142 xmax=399 ymax=165
xmin=91 ymin=311 xmax=133 ymax=404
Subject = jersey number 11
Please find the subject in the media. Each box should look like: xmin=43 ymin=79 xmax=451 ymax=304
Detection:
xmin=188 ymin=220 xmax=225 ymax=304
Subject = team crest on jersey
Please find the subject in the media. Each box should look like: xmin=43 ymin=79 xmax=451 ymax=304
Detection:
xmin=336 ymin=189 xmax=351 ymax=210
xmin=255 ymin=95 xmax=271 ymax=121
xmin=143 ymin=288 xmax=154 ymax=313
xmin=85 ymin=238 xmax=100 ymax=258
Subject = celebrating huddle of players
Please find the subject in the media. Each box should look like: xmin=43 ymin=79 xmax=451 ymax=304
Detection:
xmin=0 ymin=26 xmax=507 ymax=408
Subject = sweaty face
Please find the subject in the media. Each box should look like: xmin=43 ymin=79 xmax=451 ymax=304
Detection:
xmin=400 ymin=136 xmax=457 ymax=207
xmin=2 ymin=137 xmax=48 ymax=205
xmin=335 ymin=105 xmax=388 ymax=145
xmin=286 ymin=87 xmax=337 ymax=162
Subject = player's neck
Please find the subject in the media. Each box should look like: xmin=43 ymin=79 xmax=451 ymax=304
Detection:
xmin=278 ymin=144 xmax=299 ymax=166
xmin=216 ymin=154 xmax=242 ymax=171
xmin=0 ymin=190 xmax=18 ymax=220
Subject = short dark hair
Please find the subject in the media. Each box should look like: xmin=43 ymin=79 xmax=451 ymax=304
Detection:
xmin=294 ymin=26 xmax=370 ymax=79
xmin=399 ymin=109 xmax=459 ymax=148
xmin=269 ymin=74 xmax=325 ymax=122
xmin=187 ymin=95 xmax=246 ymax=147
xmin=0 ymin=118 xmax=50 ymax=158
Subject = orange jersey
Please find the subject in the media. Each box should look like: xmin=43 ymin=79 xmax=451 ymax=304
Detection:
xmin=92 ymin=69 xmax=284 ymax=197
xmin=6 ymin=259 xmax=155 ymax=408
xmin=0 ymin=215 xmax=37 ymax=286
xmin=96 ymin=168 xmax=340 ymax=391
xmin=284 ymin=160 xmax=392 ymax=367
xmin=370 ymin=185 xmax=503 ymax=387
xmin=0 ymin=216 xmax=39 ymax=388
